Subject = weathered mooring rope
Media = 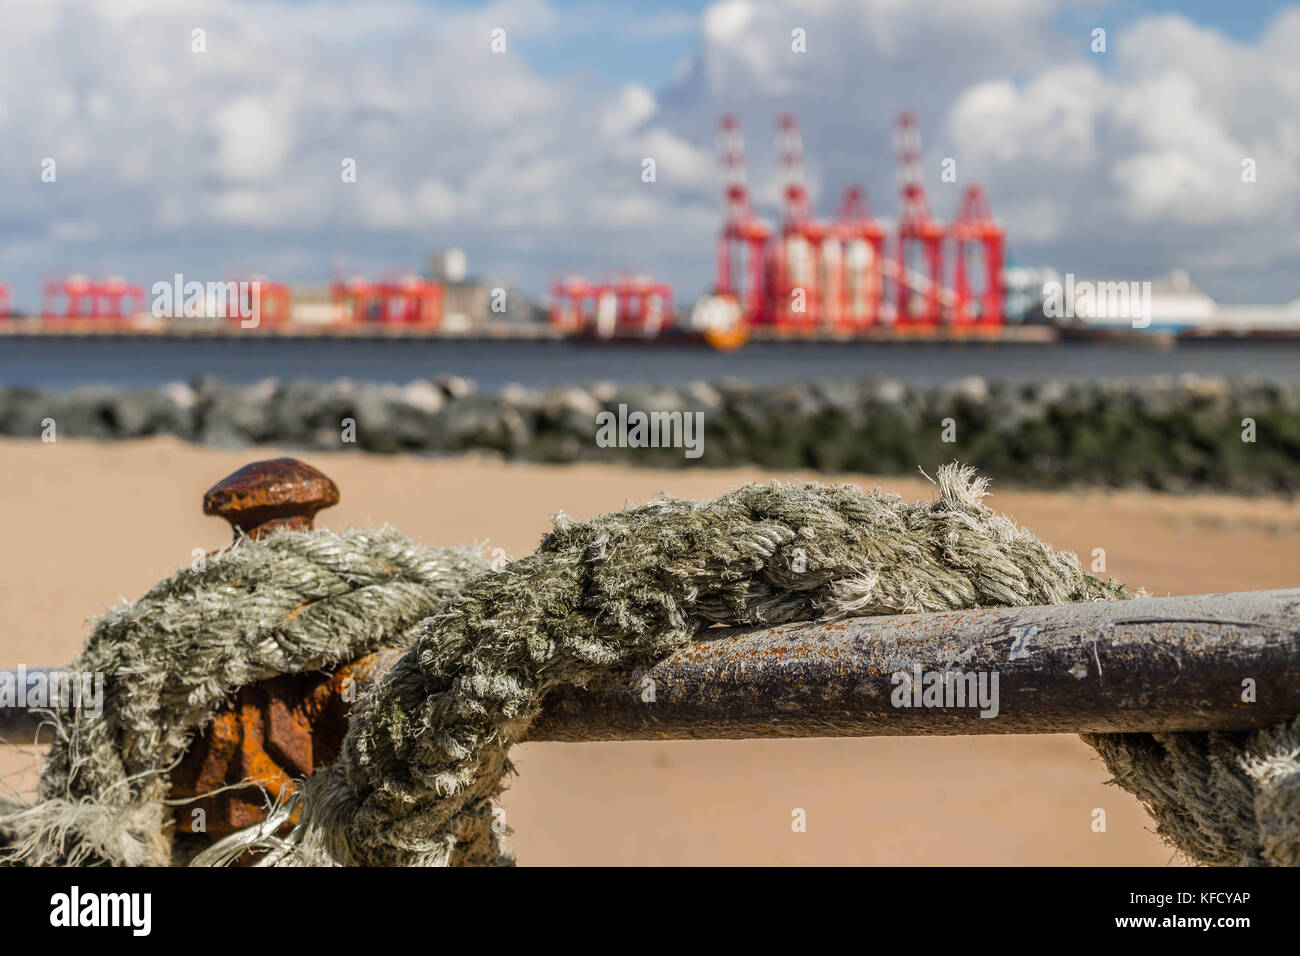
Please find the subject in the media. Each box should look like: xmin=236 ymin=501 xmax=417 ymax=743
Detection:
xmin=2 ymin=464 xmax=1297 ymax=866
xmin=0 ymin=529 xmax=488 ymax=866
xmin=198 ymin=464 xmax=1133 ymax=866
xmin=1085 ymin=722 xmax=1300 ymax=867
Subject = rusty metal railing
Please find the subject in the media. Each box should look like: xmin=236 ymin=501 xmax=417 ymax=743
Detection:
xmin=5 ymin=589 xmax=1298 ymax=743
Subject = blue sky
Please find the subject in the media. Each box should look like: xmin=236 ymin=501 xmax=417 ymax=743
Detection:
xmin=511 ymin=0 xmax=703 ymax=86
xmin=1 ymin=0 xmax=1299 ymax=309
xmin=521 ymin=0 xmax=1297 ymax=87
xmin=518 ymin=0 xmax=1300 ymax=79
xmin=1059 ymin=0 xmax=1295 ymax=40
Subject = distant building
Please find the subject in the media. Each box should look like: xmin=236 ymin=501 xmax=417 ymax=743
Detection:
xmin=289 ymin=285 xmax=349 ymax=325
xmin=426 ymin=248 xmax=541 ymax=328
xmin=430 ymin=248 xmax=467 ymax=284
xmin=442 ymin=282 xmax=491 ymax=331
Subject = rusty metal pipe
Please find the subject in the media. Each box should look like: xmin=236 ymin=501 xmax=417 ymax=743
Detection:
xmin=0 ymin=668 xmax=62 ymax=741
xmin=530 ymin=587 xmax=1300 ymax=740
xmin=5 ymin=588 xmax=1298 ymax=743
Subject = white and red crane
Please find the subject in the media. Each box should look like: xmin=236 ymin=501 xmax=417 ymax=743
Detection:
xmin=699 ymin=109 xmax=1006 ymax=336
xmin=549 ymin=273 xmax=675 ymax=339
xmin=330 ymin=270 xmax=443 ymax=327
xmin=41 ymin=274 xmax=146 ymax=322
xmin=950 ymin=184 xmax=1005 ymax=326
xmin=891 ymin=111 xmax=949 ymax=326
xmin=714 ymin=114 xmax=770 ymax=324
xmin=766 ymin=112 xmax=827 ymax=327
xmin=832 ymin=185 xmax=887 ymax=330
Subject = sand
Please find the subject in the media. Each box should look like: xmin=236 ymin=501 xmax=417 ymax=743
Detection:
xmin=5 ymin=435 xmax=1300 ymax=864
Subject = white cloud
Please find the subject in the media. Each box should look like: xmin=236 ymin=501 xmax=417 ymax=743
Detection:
xmin=415 ymin=179 xmax=464 ymax=225
xmin=49 ymin=220 xmax=102 ymax=242
xmin=209 ymin=189 xmax=277 ymax=227
xmin=590 ymin=195 xmax=665 ymax=227
xmin=949 ymin=67 xmax=1104 ymax=169
xmin=210 ymin=95 xmax=294 ymax=183
xmin=602 ymin=85 xmax=657 ymax=138
xmin=936 ymin=11 xmax=1300 ymax=291
xmin=0 ymin=0 xmax=1298 ymax=309
xmin=703 ymin=0 xmax=754 ymax=44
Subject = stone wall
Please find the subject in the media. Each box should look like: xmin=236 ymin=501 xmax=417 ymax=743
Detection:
xmin=3 ymin=374 xmax=1296 ymax=493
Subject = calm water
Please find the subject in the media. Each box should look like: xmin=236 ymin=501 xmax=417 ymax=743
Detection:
xmin=2 ymin=336 xmax=1297 ymax=390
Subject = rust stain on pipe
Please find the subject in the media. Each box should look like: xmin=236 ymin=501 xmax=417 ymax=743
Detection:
xmin=169 ymin=656 xmax=392 ymax=837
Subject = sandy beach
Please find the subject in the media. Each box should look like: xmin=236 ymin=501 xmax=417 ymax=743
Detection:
xmin=5 ymin=436 xmax=1300 ymax=865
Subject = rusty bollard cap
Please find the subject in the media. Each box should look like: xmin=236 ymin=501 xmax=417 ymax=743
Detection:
xmin=203 ymin=457 xmax=340 ymax=540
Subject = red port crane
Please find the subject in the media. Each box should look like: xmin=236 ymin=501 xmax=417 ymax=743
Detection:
xmin=331 ymin=276 xmax=379 ymax=325
xmin=549 ymin=275 xmax=596 ymax=333
xmin=832 ymin=185 xmax=887 ymax=330
xmin=767 ymin=113 xmax=825 ymax=327
xmin=41 ymin=274 xmax=145 ymax=322
xmin=949 ymin=184 xmax=1005 ymax=326
xmin=377 ymin=272 xmax=443 ymax=326
xmin=549 ymin=274 xmax=674 ymax=338
xmin=331 ymin=272 xmax=442 ymax=327
xmin=223 ymin=277 xmax=293 ymax=328
xmin=714 ymin=115 xmax=770 ymax=323
xmin=0 ymin=282 xmax=11 ymax=318
xmin=606 ymin=275 xmax=674 ymax=337
xmin=893 ymin=112 xmax=947 ymax=327
xmin=699 ymin=109 xmax=1006 ymax=339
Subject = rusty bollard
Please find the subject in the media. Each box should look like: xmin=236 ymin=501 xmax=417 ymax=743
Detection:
xmin=171 ymin=457 xmax=363 ymax=851
xmin=202 ymin=457 xmax=340 ymax=540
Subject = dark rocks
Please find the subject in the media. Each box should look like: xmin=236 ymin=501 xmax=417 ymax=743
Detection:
xmin=430 ymin=393 xmax=531 ymax=454
xmin=195 ymin=377 xmax=280 ymax=446
xmin=435 ymin=375 xmax=477 ymax=400
xmin=0 ymin=386 xmax=60 ymax=437
xmin=1 ymin=374 xmax=1298 ymax=493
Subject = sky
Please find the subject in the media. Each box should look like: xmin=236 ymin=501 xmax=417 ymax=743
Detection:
xmin=1 ymin=0 xmax=1299 ymax=308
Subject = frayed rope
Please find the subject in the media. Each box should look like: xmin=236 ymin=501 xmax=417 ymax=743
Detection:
xmin=5 ymin=464 xmax=1297 ymax=866
xmin=0 ymin=527 xmax=488 ymax=866
xmin=199 ymin=464 xmax=1130 ymax=866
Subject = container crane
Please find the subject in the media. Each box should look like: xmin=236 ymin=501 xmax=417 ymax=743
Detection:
xmin=832 ymin=185 xmax=887 ymax=330
xmin=892 ymin=111 xmax=949 ymax=326
xmin=949 ymin=184 xmax=1005 ymax=326
xmin=714 ymin=114 xmax=770 ymax=323
xmin=766 ymin=113 xmax=826 ymax=327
